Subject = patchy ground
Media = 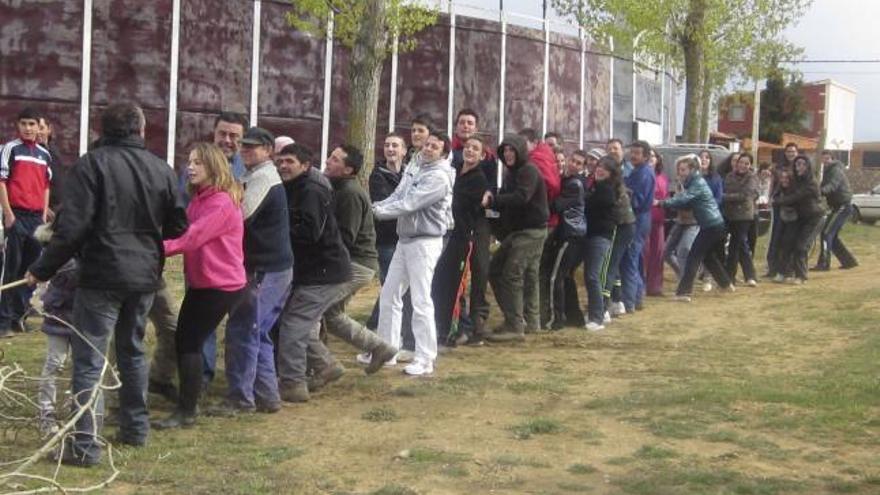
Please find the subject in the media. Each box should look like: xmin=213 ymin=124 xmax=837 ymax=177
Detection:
xmin=2 ymin=223 xmax=880 ymax=495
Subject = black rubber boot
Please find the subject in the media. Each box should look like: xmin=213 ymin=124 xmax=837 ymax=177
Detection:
xmin=152 ymin=354 xmax=201 ymax=430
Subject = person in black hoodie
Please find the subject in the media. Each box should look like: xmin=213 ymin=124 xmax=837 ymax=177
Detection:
xmin=774 ymin=155 xmax=825 ymax=283
xmin=813 ymin=150 xmax=858 ymax=270
xmin=584 ymin=156 xmax=620 ymax=331
xmin=432 ymin=135 xmax=489 ymax=346
xmin=27 ymin=103 xmax=188 ymax=465
xmin=484 ymin=134 xmax=549 ymax=342
xmin=274 ymin=143 xmax=352 ymax=404
xmin=544 ymin=151 xmax=587 ymax=330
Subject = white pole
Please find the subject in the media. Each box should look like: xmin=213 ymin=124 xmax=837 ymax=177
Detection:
xmin=660 ymin=67 xmax=666 ymax=143
xmin=249 ymin=0 xmax=262 ymax=126
xmin=388 ymin=35 xmax=399 ymax=133
xmin=498 ymin=10 xmax=506 ymax=143
xmin=579 ymin=27 xmax=585 ymax=149
xmin=541 ymin=15 xmax=550 ymax=137
xmin=78 ymin=0 xmax=93 ymax=155
xmin=446 ymin=1 xmax=456 ymax=137
xmin=608 ymin=37 xmax=614 ymax=139
xmin=320 ymin=13 xmax=334 ymax=169
xmin=166 ymin=0 xmax=181 ymax=167
xmin=751 ymin=79 xmax=760 ymax=160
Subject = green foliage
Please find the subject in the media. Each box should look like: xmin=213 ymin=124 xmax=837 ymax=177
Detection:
xmin=760 ymin=70 xmax=807 ymax=143
xmin=286 ymin=0 xmax=438 ymax=54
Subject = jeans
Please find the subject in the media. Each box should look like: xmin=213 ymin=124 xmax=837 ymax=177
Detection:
xmin=39 ymin=333 xmax=71 ymax=420
xmin=584 ymin=236 xmax=613 ymax=324
xmin=489 ymin=228 xmax=547 ymax=331
xmin=0 ymin=209 xmax=42 ymax=330
xmin=366 ymin=243 xmax=414 ymax=351
xmin=816 ymin=204 xmax=858 ymax=269
xmin=68 ymin=289 xmax=154 ymax=462
xmin=603 ymin=223 xmax=635 ymax=300
xmin=725 ymin=220 xmax=757 ymax=282
xmin=379 ymin=237 xmax=444 ymax=363
xmin=676 ymin=225 xmax=732 ymax=296
xmin=621 ymin=213 xmax=650 ymax=311
xmin=225 ymin=268 xmax=292 ymax=407
xmin=663 ymin=223 xmax=698 ymax=279
xmin=766 ymin=205 xmax=783 ymax=275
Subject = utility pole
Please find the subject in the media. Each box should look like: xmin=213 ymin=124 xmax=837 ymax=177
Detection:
xmin=751 ymin=79 xmax=760 ymax=160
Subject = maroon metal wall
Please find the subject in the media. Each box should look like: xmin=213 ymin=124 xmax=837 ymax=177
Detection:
xmin=1 ymin=2 xmax=646 ymax=171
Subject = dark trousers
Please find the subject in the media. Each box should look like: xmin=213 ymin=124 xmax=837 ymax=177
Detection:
xmin=548 ymin=236 xmax=585 ymax=328
xmin=367 ymin=243 xmax=414 ymax=351
xmin=432 ymin=236 xmax=472 ymax=344
xmin=603 ymin=223 xmax=635 ymax=300
xmin=725 ymin=220 xmax=757 ymax=282
xmin=468 ymin=217 xmax=492 ymax=321
xmin=0 ymin=209 xmax=42 ymax=330
xmin=766 ymin=205 xmax=783 ymax=275
xmin=677 ymin=225 xmax=732 ymax=296
xmin=68 ymin=289 xmax=155 ymax=462
xmin=816 ymin=204 xmax=858 ymax=269
xmin=778 ymin=215 xmax=823 ymax=279
xmin=176 ymin=288 xmax=243 ymax=355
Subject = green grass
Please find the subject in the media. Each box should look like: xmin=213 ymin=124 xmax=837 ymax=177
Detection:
xmin=633 ymin=445 xmax=679 ymax=460
xmin=567 ymin=463 xmax=598 ymax=475
xmin=361 ymin=406 xmax=400 ymax=422
xmin=510 ymin=418 xmax=564 ymax=439
xmin=492 ymin=454 xmax=550 ymax=468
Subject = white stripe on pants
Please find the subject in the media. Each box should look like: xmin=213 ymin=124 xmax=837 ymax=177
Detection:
xmin=378 ymin=237 xmax=444 ymax=363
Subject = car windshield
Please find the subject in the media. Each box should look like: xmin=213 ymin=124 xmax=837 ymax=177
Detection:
xmin=874 ymin=185 xmax=880 ymax=194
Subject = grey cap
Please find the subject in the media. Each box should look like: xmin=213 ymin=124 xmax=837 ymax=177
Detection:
xmin=586 ymin=148 xmax=605 ymax=160
xmin=240 ymin=126 xmax=275 ymax=146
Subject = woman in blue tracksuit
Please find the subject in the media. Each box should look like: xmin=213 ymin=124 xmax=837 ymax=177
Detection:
xmin=658 ymin=155 xmax=734 ymax=301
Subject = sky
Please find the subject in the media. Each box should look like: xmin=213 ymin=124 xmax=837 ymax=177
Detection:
xmin=781 ymin=0 xmax=880 ymax=142
xmin=457 ymin=0 xmax=879 ymax=143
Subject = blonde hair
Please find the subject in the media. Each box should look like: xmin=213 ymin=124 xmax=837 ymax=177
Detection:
xmin=188 ymin=142 xmax=242 ymax=205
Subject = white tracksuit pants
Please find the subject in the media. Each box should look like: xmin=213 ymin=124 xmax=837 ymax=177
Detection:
xmin=378 ymin=236 xmax=444 ymax=363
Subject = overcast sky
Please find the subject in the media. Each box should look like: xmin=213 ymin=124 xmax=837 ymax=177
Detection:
xmin=459 ymin=0 xmax=879 ymax=142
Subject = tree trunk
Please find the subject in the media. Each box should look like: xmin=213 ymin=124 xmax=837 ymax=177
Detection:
xmin=680 ymin=0 xmax=706 ymax=143
xmin=699 ymin=63 xmax=711 ymax=143
xmin=346 ymin=0 xmax=387 ymax=184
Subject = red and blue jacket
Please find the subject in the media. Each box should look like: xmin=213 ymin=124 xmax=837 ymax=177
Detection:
xmin=0 ymin=138 xmax=52 ymax=212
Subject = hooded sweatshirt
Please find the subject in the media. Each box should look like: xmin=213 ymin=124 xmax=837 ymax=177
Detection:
xmin=820 ymin=160 xmax=852 ymax=208
xmin=528 ymin=141 xmax=562 ymax=228
xmin=775 ymin=163 xmax=825 ymax=220
xmin=493 ymin=134 xmax=549 ymax=232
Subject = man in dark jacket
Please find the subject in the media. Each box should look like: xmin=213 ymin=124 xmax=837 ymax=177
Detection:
xmin=318 ymin=144 xmax=397 ymax=387
xmin=274 ymin=143 xmax=353 ymax=403
xmin=484 ymin=134 xmax=549 ymax=342
xmin=27 ymin=103 xmax=188 ymax=465
xmin=813 ymin=150 xmax=858 ymax=270
xmin=450 ymin=109 xmax=496 ymax=336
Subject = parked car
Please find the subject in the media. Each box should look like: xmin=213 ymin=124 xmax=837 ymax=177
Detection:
xmin=653 ymin=143 xmax=771 ymax=236
xmin=851 ymin=184 xmax=880 ymax=225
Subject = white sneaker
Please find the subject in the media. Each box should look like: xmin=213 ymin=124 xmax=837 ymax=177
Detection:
xmin=746 ymin=279 xmax=757 ymax=287
xmin=585 ymin=322 xmax=605 ymax=332
xmin=609 ymin=302 xmax=626 ymax=317
xmin=603 ymin=311 xmax=612 ymax=324
xmin=772 ymin=274 xmax=785 ymax=283
xmin=702 ymin=281 xmax=713 ymax=292
xmin=721 ymin=284 xmax=736 ymax=293
xmin=403 ymin=359 xmax=433 ymax=376
xmin=357 ymin=352 xmax=397 ymax=367
xmin=674 ymin=295 xmax=692 ymax=303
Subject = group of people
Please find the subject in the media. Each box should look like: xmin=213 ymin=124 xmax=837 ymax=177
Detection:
xmin=0 ymin=102 xmax=859 ymax=467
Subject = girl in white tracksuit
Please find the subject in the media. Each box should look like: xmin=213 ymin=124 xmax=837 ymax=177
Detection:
xmin=372 ymin=131 xmax=454 ymax=376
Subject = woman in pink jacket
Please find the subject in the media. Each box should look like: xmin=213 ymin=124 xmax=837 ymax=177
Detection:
xmin=644 ymin=150 xmax=669 ymax=296
xmin=154 ymin=143 xmax=246 ymax=430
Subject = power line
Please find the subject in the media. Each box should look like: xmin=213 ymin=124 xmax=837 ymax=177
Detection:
xmin=782 ymin=59 xmax=880 ymax=64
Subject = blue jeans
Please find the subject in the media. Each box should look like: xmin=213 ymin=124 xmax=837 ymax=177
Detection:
xmin=224 ymin=268 xmax=292 ymax=407
xmin=367 ymin=243 xmax=414 ymax=351
xmin=604 ymin=223 xmax=635 ymax=300
xmin=620 ymin=213 xmax=651 ymax=311
xmin=0 ymin=209 xmax=42 ymax=330
xmin=69 ymin=289 xmax=154 ymax=462
xmin=584 ymin=236 xmax=612 ymax=324
xmin=817 ymin=204 xmax=858 ymax=269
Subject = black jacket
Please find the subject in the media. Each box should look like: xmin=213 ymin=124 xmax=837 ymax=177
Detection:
xmin=369 ymin=161 xmax=403 ymax=246
xmin=552 ymin=174 xmax=586 ymax=239
xmin=450 ymin=164 xmax=489 ymax=239
xmin=820 ymin=160 xmax=852 ymax=208
xmin=493 ymin=134 xmax=549 ymax=233
xmin=285 ymin=169 xmax=351 ymax=286
xmin=30 ymin=136 xmax=188 ymax=291
xmin=585 ymin=179 xmax=617 ymax=239
xmin=775 ymin=169 xmax=825 ymax=220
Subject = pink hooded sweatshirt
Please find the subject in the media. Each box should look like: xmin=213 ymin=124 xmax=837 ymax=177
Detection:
xmin=164 ymin=187 xmax=246 ymax=291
